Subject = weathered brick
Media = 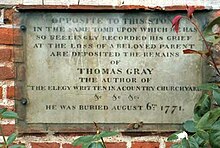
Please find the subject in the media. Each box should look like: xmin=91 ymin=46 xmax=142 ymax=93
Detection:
xmin=62 ymin=143 xmax=81 ymax=148
xmin=4 ymin=9 xmax=17 ymax=25
xmin=0 ymin=124 xmax=15 ymax=136
xmin=165 ymin=142 xmax=175 ymax=148
xmin=0 ymin=87 xmax=2 ymax=99
xmin=7 ymin=86 xmax=14 ymax=99
xmin=31 ymin=142 xmax=60 ymax=148
xmin=132 ymin=141 xmax=160 ymax=148
xmin=0 ymin=66 xmax=15 ymax=80
xmin=105 ymin=142 xmax=127 ymax=148
xmin=0 ymin=48 xmax=12 ymax=62
xmin=0 ymin=28 xmax=21 ymax=45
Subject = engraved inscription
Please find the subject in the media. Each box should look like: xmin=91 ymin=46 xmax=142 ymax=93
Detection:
xmin=23 ymin=12 xmax=203 ymax=124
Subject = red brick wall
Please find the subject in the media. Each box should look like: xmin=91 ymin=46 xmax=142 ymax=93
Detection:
xmin=0 ymin=8 xmax=18 ymax=139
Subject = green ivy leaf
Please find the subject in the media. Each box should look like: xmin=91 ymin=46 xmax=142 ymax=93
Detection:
xmin=82 ymin=142 xmax=93 ymax=148
xmin=167 ymin=134 xmax=178 ymax=141
xmin=7 ymin=133 xmax=17 ymax=145
xmin=213 ymin=90 xmax=220 ymax=105
xmin=188 ymin=136 xmax=199 ymax=148
xmin=209 ymin=120 xmax=220 ymax=147
xmin=198 ymin=108 xmax=220 ymax=130
xmin=92 ymin=131 xmax=119 ymax=142
xmin=0 ymin=108 xmax=7 ymax=114
xmin=181 ymin=138 xmax=190 ymax=148
xmin=167 ymin=132 xmax=182 ymax=141
xmin=204 ymin=35 xmax=218 ymax=44
xmin=92 ymin=134 xmax=101 ymax=142
xmin=209 ymin=130 xmax=220 ymax=148
xmin=197 ymin=113 xmax=210 ymax=129
xmin=171 ymin=143 xmax=182 ymax=148
xmin=198 ymin=83 xmax=218 ymax=91
xmin=72 ymin=131 xmax=118 ymax=147
xmin=9 ymin=145 xmax=26 ymax=148
xmin=193 ymin=134 xmax=204 ymax=146
xmin=194 ymin=94 xmax=211 ymax=120
xmin=212 ymin=37 xmax=220 ymax=45
xmin=2 ymin=111 xmax=19 ymax=119
xmin=72 ymin=135 xmax=94 ymax=146
xmin=88 ymin=142 xmax=104 ymax=148
xmin=183 ymin=120 xmax=197 ymax=133
xmin=211 ymin=120 xmax=220 ymax=130
xmin=197 ymin=130 xmax=209 ymax=140
xmin=203 ymin=17 xmax=220 ymax=43
xmin=98 ymin=131 xmax=119 ymax=138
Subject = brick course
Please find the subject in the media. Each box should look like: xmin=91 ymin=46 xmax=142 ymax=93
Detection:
xmin=0 ymin=124 xmax=15 ymax=136
xmin=165 ymin=142 xmax=175 ymax=148
xmin=6 ymin=86 xmax=14 ymax=99
xmin=0 ymin=66 xmax=15 ymax=80
xmin=62 ymin=143 xmax=81 ymax=148
xmin=132 ymin=142 xmax=160 ymax=148
xmin=0 ymin=48 xmax=12 ymax=62
xmin=31 ymin=142 xmax=60 ymax=148
xmin=0 ymin=28 xmax=21 ymax=45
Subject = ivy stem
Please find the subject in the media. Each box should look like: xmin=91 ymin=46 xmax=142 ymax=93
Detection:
xmin=101 ymin=137 xmax=107 ymax=148
xmin=185 ymin=16 xmax=220 ymax=77
xmin=0 ymin=121 xmax=7 ymax=147
xmin=93 ymin=122 xmax=106 ymax=148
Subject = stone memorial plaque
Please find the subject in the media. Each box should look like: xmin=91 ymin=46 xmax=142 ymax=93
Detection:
xmin=17 ymin=11 xmax=206 ymax=132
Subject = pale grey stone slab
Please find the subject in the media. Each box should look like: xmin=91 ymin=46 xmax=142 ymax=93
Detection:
xmin=21 ymin=12 xmax=205 ymax=126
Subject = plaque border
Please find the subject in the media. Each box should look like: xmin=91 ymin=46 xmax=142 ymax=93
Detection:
xmin=15 ymin=9 xmax=212 ymax=134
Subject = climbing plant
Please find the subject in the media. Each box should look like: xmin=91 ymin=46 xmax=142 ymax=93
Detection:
xmin=0 ymin=108 xmax=25 ymax=148
xmin=168 ymin=6 xmax=220 ymax=148
xmin=72 ymin=123 xmax=118 ymax=148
